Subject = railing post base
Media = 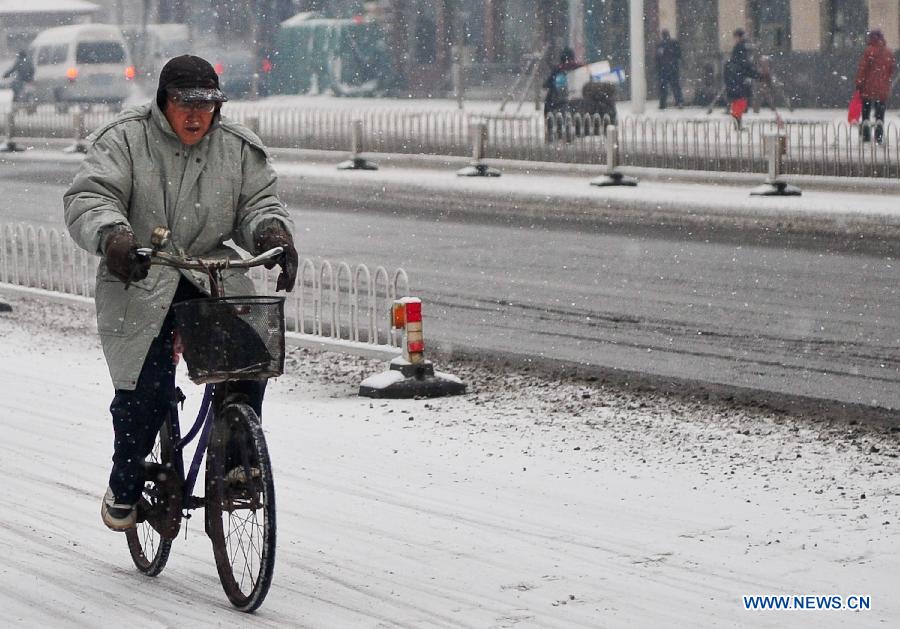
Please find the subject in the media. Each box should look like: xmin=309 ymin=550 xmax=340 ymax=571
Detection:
xmin=591 ymin=124 xmax=637 ymax=187
xmin=62 ymin=142 xmax=88 ymax=154
xmin=590 ymin=172 xmax=637 ymax=187
xmin=0 ymin=140 xmax=23 ymax=153
xmin=749 ymin=181 xmax=802 ymax=196
xmin=338 ymin=119 xmax=379 ymax=171
xmin=359 ymin=297 xmax=466 ymax=399
xmin=63 ymin=106 xmax=88 ymax=153
xmin=457 ymin=162 xmax=501 ymax=177
xmin=337 ymin=156 xmax=379 ymax=171
xmin=457 ymin=121 xmax=500 ymax=177
xmin=751 ymin=133 xmax=800 ymax=196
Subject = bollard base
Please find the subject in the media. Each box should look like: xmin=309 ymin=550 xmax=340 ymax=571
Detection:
xmin=749 ymin=181 xmax=802 ymax=196
xmin=0 ymin=140 xmax=23 ymax=153
xmin=457 ymin=162 xmax=501 ymax=177
xmin=590 ymin=171 xmax=638 ymax=187
xmin=337 ymin=156 xmax=379 ymax=171
xmin=63 ymin=142 xmax=88 ymax=154
xmin=359 ymin=358 xmax=467 ymax=399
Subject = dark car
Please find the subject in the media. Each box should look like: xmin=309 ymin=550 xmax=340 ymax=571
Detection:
xmin=194 ymin=46 xmax=270 ymax=99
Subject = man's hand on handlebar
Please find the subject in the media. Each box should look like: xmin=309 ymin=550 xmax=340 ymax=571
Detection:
xmin=255 ymin=224 xmax=298 ymax=292
xmin=104 ymin=226 xmax=151 ymax=285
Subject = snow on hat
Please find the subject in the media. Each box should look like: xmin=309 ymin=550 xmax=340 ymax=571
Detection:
xmin=156 ymin=55 xmax=227 ymax=109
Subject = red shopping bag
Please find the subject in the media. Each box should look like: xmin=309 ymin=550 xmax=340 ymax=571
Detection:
xmin=730 ymin=98 xmax=748 ymax=121
xmin=848 ymin=90 xmax=862 ymax=124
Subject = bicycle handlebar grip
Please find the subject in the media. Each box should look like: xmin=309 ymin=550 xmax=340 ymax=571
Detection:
xmin=151 ymin=226 xmax=171 ymax=249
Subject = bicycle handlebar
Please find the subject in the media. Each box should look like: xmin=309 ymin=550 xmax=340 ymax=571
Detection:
xmin=135 ymin=247 xmax=284 ymax=271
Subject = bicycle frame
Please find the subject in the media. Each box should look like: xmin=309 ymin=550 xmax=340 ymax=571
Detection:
xmin=168 ymin=382 xmax=217 ymax=510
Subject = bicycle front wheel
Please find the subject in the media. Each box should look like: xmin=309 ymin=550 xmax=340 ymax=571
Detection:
xmin=126 ymin=416 xmax=176 ymax=576
xmin=206 ymin=402 xmax=276 ymax=612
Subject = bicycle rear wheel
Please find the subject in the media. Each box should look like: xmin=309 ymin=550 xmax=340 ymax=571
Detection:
xmin=206 ymin=402 xmax=276 ymax=612
xmin=126 ymin=417 xmax=176 ymax=576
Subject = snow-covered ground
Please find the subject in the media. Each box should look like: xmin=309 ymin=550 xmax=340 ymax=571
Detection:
xmin=0 ymin=294 xmax=897 ymax=628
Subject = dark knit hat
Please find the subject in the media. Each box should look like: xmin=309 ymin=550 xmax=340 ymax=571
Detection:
xmin=156 ymin=55 xmax=227 ymax=109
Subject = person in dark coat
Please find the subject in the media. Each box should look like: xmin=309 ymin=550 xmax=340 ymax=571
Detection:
xmin=3 ymin=49 xmax=34 ymax=103
xmin=655 ymin=29 xmax=683 ymax=109
xmin=543 ymin=47 xmax=581 ymax=115
xmin=543 ymin=47 xmax=582 ymax=141
xmin=855 ymin=29 xmax=896 ymax=143
xmin=724 ymin=28 xmax=759 ymax=124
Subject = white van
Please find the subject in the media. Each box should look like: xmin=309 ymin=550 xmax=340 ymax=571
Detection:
xmin=29 ymin=24 xmax=135 ymax=112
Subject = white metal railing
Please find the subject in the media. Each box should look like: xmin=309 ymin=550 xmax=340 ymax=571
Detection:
xmin=3 ymin=103 xmax=898 ymax=178
xmin=0 ymin=223 xmax=409 ymax=351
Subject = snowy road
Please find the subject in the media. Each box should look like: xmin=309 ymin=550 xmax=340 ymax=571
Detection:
xmin=1 ymin=297 xmax=898 ymax=628
xmin=2 ymin=155 xmax=899 ymax=412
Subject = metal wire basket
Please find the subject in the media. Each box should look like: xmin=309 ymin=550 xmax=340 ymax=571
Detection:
xmin=173 ymin=296 xmax=285 ymax=384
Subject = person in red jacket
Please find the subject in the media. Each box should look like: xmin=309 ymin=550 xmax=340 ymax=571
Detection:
xmin=855 ymin=29 xmax=896 ymax=143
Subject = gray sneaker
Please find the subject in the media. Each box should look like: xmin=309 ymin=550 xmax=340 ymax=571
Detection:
xmin=101 ymin=487 xmax=136 ymax=531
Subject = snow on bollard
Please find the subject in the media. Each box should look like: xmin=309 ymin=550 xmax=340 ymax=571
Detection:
xmin=337 ymin=119 xmax=378 ymax=170
xmin=750 ymin=133 xmax=801 ymax=196
xmin=359 ymin=297 xmax=466 ymax=399
xmin=590 ymin=124 xmax=637 ymax=187
xmin=0 ymin=110 xmax=22 ymax=153
xmin=457 ymin=121 xmax=500 ymax=177
xmin=63 ymin=107 xmax=88 ymax=154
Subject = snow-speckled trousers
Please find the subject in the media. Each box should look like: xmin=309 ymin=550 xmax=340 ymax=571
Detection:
xmin=108 ymin=277 xmax=266 ymax=505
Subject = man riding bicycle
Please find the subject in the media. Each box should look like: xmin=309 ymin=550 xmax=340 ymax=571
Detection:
xmin=63 ymin=55 xmax=298 ymax=532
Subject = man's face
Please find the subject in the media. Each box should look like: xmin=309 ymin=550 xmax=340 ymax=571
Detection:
xmin=164 ymin=93 xmax=217 ymax=145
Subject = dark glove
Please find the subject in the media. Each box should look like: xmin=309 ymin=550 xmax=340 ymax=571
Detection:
xmin=104 ymin=226 xmax=150 ymax=285
xmin=255 ymin=223 xmax=298 ymax=292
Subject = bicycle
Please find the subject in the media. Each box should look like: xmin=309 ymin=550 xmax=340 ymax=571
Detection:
xmin=124 ymin=227 xmax=285 ymax=612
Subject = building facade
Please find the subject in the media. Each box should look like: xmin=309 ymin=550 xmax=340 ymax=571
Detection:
xmin=372 ymin=0 xmax=898 ymax=106
xmin=63 ymin=1 xmax=900 ymax=106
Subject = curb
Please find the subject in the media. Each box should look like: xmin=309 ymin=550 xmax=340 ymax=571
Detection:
xmin=2 ymin=285 xmax=896 ymax=421
xmin=270 ymin=147 xmax=900 ymax=195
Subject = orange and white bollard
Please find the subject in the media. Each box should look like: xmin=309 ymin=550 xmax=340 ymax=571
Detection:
xmin=359 ymin=297 xmax=466 ymax=398
xmin=392 ymin=297 xmax=425 ymax=363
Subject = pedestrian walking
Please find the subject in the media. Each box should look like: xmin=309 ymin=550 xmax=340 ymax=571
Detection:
xmin=543 ymin=47 xmax=582 ymax=115
xmin=2 ymin=49 xmax=34 ymax=103
xmin=723 ymin=28 xmax=759 ymax=126
xmin=655 ymin=29 xmax=683 ymax=109
xmin=854 ymin=29 xmax=895 ymax=143
xmin=543 ymin=47 xmax=582 ymax=141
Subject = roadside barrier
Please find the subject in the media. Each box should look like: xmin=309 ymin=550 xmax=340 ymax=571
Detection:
xmin=63 ymin=107 xmax=88 ymax=154
xmin=359 ymin=296 xmax=466 ymax=398
xmin=750 ymin=133 xmax=801 ymax=196
xmin=457 ymin=121 xmax=500 ymax=177
xmin=337 ymin=119 xmax=378 ymax=170
xmin=0 ymin=222 xmax=410 ymax=360
xmin=591 ymin=125 xmax=637 ymax=187
xmin=3 ymin=104 xmax=899 ymax=178
xmin=0 ymin=109 xmax=22 ymax=153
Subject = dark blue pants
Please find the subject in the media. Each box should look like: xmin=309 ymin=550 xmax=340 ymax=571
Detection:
xmin=108 ymin=277 xmax=266 ymax=505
